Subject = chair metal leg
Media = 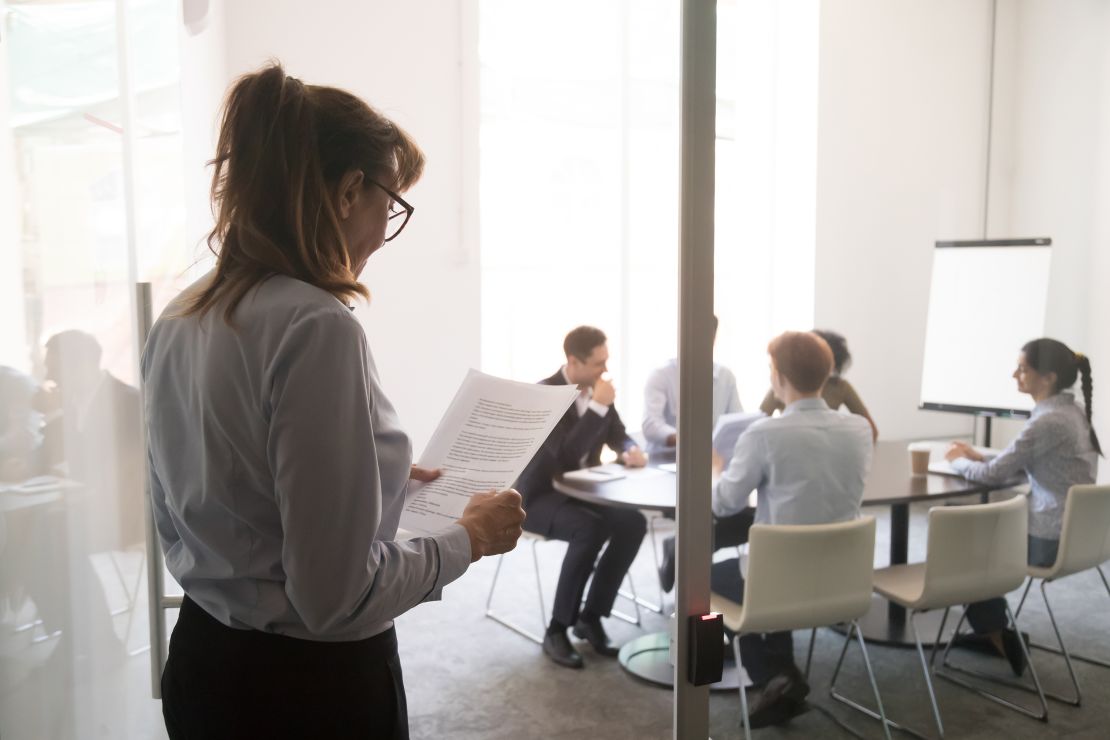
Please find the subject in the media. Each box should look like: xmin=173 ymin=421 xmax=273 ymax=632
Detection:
xmin=1036 ymin=580 xmax=1082 ymax=704
xmin=928 ymin=607 xmax=952 ymax=670
xmin=1099 ymin=565 xmax=1110 ymax=598
xmin=1021 ymin=573 xmax=1110 ymax=677
xmin=122 ymin=549 xmax=150 ymax=656
xmin=911 ymin=610 xmax=946 ymax=738
xmin=637 ymin=514 xmax=667 ymax=614
xmin=804 ymin=627 xmax=816 ymax=681
xmin=13 ymin=618 xmax=43 ymax=633
xmin=948 ymin=579 xmax=1089 ymax=706
xmin=935 ymin=604 xmax=1050 ymax=720
xmin=855 ymin=621 xmax=893 ymax=740
xmin=531 ymin=540 xmax=547 ymax=630
xmin=937 ymin=607 xmax=963 ymax=670
xmin=109 ymin=551 xmax=131 ymax=617
xmin=612 ymin=573 xmax=642 ymax=626
xmin=1013 ymin=577 xmax=1034 ymax=621
xmin=484 ymin=540 xmax=545 ymax=645
xmin=733 ymin=635 xmax=752 ymax=740
xmin=828 ymin=621 xmax=896 ymax=739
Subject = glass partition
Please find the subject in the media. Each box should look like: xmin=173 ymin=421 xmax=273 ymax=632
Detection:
xmin=0 ymin=1 xmax=191 ymax=737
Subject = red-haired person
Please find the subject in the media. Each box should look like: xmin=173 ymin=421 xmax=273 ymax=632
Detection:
xmin=143 ymin=64 xmax=524 ymax=740
xmin=712 ymin=331 xmax=874 ymax=729
xmin=760 ymin=329 xmax=878 ymax=441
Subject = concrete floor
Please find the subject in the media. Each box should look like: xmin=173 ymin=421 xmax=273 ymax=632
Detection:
xmin=396 ymin=498 xmax=1110 ymax=739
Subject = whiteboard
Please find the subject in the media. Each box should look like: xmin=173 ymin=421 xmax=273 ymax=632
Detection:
xmin=919 ymin=239 xmax=1052 ymax=418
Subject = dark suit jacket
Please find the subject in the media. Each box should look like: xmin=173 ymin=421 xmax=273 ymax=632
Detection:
xmin=515 ymin=369 xmax=637 ymax=535
xmin=39 ymin=374 xmax=143 ymax=549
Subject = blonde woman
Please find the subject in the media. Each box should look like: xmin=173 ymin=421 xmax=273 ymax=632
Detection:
xmin=143 ymin=64 xmax=524 ymax=739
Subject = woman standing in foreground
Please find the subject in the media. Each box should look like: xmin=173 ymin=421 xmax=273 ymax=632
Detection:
xmin=143 ymin=64 xmax=525 ymax=740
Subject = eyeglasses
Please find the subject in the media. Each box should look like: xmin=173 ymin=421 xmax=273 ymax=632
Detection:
xmin=370 ymin=181 xmax=414 ymax=242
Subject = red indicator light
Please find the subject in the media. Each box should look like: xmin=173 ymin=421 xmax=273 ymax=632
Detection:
xmin=701 ymin=613 xmax=719 ymax=621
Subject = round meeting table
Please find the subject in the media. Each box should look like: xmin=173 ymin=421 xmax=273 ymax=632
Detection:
xmin=552 ymin=440 xmax=1021 ymax=689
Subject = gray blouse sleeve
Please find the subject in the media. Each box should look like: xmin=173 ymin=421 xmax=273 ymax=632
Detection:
xmin=266 ymin=307 xmax=468 ymax=635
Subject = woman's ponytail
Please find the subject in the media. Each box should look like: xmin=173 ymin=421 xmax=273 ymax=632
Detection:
xmin=183 ymin=61 xmax=423 ymax=323
xmin=1076 ymin=353 xmax=1103 ymax=456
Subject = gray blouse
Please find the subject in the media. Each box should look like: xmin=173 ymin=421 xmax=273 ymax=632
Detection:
xmin=953 ymin=392 xmax=1098 ymax=539
xmin=142 ymin=273 xmax=471 ymax=642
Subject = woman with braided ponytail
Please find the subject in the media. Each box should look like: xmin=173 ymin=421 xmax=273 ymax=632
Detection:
xmin=944 ymin=338 xmax=1100 ymax=675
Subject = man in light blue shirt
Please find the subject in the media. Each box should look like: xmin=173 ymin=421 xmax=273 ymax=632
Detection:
xmin=642 ymin=316 xmax=742 ymax=455
xmin=647 ymin=316 xmax=748 ymax=594
xmin=712 ymin=331 xmax=873 ymax=729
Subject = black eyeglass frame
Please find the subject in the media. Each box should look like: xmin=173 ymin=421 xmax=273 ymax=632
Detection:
xmin=370 ymin=180 xmax=414 ymax=242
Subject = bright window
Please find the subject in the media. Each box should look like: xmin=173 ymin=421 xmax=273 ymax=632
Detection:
xmin=480 ymin=0 xmax=818 ymax=425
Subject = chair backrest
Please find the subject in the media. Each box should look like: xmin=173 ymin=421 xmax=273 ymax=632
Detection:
xmin=1053 ymin=485 xmax=1110 ymax=577
xmin=919 ymin=495 xmax=1027 ymax=610
xmin=736 ymin=517 xmax=876 ymax=634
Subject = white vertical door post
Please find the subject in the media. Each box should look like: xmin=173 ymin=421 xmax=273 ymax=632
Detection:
xmin=674 ymin=0 xmax=716 ymax=738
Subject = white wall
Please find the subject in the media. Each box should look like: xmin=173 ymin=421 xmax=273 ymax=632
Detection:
xmin=1088 ymin=5 xmax=1110 ymax=483
xmin=989 ymin=0 xmax=1105 ymax=349
xmin=814 ymin=0 xmax=994 ymax=440
xmin=986 ymin=0 xmax=1110 ymax=460
xmin=187 ymin=0 xmax=1108 ymax=459
xmin=816 ymin=0 xmax=1110 ymax=455
xmin=204 ymin=0 xmax=480 ymax=451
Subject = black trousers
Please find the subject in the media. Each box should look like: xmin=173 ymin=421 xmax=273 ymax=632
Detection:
xmin=966 ymin=535 xmax=1061 ymax=634
xmin=533 ymin=500 xmax=647 ymax=627
xmin=713 ymin=507 xmax=757 ymax=550
xmin=705 ymin=511 xmax=796 ymax=689
xmin=739 ymin=632 xmax=796 ymax=687
xmin=163 ymin=597 xmax=408 ymax=740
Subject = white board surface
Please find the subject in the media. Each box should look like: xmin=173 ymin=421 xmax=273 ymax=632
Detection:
xmin=919 ymin=241 xmax=1051 ymax=417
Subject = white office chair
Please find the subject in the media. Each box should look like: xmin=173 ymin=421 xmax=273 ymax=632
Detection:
xmin=485 ymin=531 xmax=643 ymax=645
xmin=949 ymin=484 xmax=1110 ymax=706
xmin=837 ymin=496 xmax=1046 ymax=738
xmin=710 ymin=517 xmax=891 ymax=740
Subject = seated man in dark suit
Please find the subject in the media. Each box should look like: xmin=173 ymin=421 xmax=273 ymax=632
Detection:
xmin=515 ymin=326 xmax=648 ymax=669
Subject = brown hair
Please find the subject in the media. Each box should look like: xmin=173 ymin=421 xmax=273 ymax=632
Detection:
xmin=1022 ymin=338 xmax=1102 ymax=456
xmin=184 ymin=62 xmax=425 ymax=322
xmin=768 ymin=331 xmax=834 ymax=394
xmin=564 ymin=326 xmax=607 ymax=362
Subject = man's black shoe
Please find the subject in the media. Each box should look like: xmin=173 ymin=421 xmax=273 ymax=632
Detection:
xmin=950 ymin=631 xmax=1000 ymax=657
xmin=1001 ymin=628 xmax=1028 ymax=677
xmin=572 ymin=617 xmax=620 ymax=657
xmin=747 ymin=667 xmax=810 ymax=729
xmin=659 ymin=536 xmax=676 ymax=593
xmin=542 ymin=630 xmax=584 ymax=669
xmin=951 ymin=629 xmax=1029 ymax=676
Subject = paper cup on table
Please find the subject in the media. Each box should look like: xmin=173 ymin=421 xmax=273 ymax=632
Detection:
xmin=907 ymin=442 xmax=933 ymax=476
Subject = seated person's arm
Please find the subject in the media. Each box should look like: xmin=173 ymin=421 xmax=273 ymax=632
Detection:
xmin=553 ymin=410 xmax=609 ymax=470
xmin=945 ymin=416 xmax=1063 ymax=484
xmin=841 ymin=380 xmax=879 ymax=441
xmin=758 ymin=389 xmax=779 ymax=417
xmin=642 ymin=369 xmax=676 ymax=448
xmin=606 ymin=407 xmax=646 ymax=467
xmin=712 ymin=428 xmax=764 ymax=517
xmin=722 ymin=371 xmax=743 ymax=415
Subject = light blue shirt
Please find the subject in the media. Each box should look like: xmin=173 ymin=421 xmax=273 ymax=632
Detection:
xmin=952 ymin=392 xmax=1098 ymax=539
xmin=712 ymin=397 xmax=873 ymax=525
xmin=142 ymin=273 xmax=472 ymax=642
xmin=642 ymin=359 xmax=742 ymax=454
